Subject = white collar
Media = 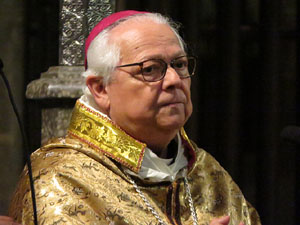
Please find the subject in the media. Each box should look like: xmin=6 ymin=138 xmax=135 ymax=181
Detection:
xmin=134 ymin=134 xmax=188 ymax=182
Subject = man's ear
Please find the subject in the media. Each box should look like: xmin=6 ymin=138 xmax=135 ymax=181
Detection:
xmin=86 ymin=75 xmax=110 ymax=113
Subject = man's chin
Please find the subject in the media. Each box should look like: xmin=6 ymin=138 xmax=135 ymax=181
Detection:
xmin=157 ymin=117 xmax=186 ymax=131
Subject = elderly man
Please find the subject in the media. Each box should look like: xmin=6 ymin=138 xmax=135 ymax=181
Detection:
xmin=8 ymin=10 xmax=260 ymax=225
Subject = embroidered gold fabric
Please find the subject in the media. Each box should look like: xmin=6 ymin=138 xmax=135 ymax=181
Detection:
xmin=9 ymin=101 xmax=261 ymax=225
xmin=68 ymin=101 xmax=146 ymax=172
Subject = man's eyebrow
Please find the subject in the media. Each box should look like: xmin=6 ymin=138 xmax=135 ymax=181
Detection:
xmin=140 ymin=52 xmax=186 ymax=61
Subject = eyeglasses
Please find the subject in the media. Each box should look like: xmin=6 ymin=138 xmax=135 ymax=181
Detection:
xmin=116 ymin=55 xmax=196 ymax=82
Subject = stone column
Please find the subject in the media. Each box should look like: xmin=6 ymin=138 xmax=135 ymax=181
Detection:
xmin=26 ymin=0 xmax=115 ymax=144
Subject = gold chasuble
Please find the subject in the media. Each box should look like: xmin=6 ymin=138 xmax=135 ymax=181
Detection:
xmin=9 ymin=100 xmax=261 ymax=225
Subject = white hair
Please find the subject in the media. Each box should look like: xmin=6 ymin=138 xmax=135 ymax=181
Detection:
xmin=82 ymin=12 xmax=186 ymax=102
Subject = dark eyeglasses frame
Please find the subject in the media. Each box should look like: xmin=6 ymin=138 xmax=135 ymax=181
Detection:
xmin=116 ymin=55 xmax=196 ymax=82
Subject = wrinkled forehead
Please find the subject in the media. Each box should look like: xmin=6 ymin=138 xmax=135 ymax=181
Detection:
xmin=109 ymin=19 xmax=183 ymax=62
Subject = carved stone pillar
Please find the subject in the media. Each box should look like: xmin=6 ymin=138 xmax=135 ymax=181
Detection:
xmin=26 ymin=0 xmax=115 ymax=144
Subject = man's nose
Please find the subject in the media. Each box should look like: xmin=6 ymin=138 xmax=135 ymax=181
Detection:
xmin=162 ymin=66 xmax=183 ymax=89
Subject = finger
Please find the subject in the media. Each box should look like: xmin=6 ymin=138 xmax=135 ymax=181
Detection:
xmin=0 ymin=216 xmax=22 ymax=225
xmin=0 ymin=216 xmax=13 ymax=221
xmin=239 ymin=223 xmax=245 ymax=225
xmin=210 ymin=215 xmax=230 ymax=225
xmin=0 ymin=222 xmax=22 ymax=225
xmin=0 ymin=222 xmax=14 ymax=225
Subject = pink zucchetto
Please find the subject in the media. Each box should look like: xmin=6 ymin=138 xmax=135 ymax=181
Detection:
xmin=85 ymin=10 xmax=148 ymax=69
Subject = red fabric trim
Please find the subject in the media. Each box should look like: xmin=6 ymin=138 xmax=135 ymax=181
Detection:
xmin=180 ymin=134 xmax=196 ymax=170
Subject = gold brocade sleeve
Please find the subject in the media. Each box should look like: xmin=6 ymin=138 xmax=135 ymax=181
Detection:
xmin=186 ymin=141 xmax=261 ymax=225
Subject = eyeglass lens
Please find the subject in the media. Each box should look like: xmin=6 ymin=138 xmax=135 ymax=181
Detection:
xmin=141 ymin=56 xmax=196 ymax=82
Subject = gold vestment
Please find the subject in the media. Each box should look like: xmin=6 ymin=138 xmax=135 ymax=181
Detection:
xmin=9 ymin=100 xmax=261 ymax=225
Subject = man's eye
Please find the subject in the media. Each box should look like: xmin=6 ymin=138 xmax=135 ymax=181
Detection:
xmin=142 ymin=65 xmax=160 ymax=75
xmin=174 ymin=61 xmax=187 ymax=69
xmin=143 ymin=66 xmax=154 ymax=74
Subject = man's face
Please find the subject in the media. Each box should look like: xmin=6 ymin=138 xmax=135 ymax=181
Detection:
xmin=104 ymin=19 xmax=193 ymax=149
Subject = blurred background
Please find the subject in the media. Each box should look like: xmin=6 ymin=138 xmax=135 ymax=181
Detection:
xmin=0 ymin=0 xmax=299 ymax=224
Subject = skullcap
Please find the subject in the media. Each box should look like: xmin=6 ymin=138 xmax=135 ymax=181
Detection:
xmin=85 ymin=10 xmax=148 ymax=69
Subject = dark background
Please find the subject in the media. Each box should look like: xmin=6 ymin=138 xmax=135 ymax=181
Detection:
xmin=15 ymin=0 xmax=300 ymax=224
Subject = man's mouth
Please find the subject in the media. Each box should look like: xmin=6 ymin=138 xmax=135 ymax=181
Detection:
xmin=160 ymin=100 xmax=185 ymax=107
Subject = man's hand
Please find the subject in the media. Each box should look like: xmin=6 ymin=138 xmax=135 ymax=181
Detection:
xmin=209 ymin=215 xmax=245 ymax=225
xmin=0 ymin=216 xmax=22 ymax=225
